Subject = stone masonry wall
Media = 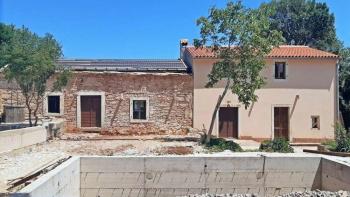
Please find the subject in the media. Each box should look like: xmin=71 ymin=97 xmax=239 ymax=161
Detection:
xmin=62 ymin=72 xmax=193 ymax=135
xmin=0 ymin=72 xmax=193 ymax=135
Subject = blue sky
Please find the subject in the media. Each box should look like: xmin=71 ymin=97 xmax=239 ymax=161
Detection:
xmin=0 ymin=0 xmax=349 ymax=59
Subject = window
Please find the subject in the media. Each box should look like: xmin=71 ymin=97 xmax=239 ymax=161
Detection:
xmin=275 ymin=62 xmax=286 ymax=79
xmin=131 ymin=98 xmax=148 ymax=121
xmin=48 ymin=96 xmax=60 ymax=113
xmin=311 ymin=116 xmax=320 ymax=129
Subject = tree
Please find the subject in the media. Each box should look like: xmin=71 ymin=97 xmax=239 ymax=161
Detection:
xmin=194 ymin=2 xmax=284 ymax=143
xmin=263 ymin=0 xmax=342 ymax=53
xmin=339 ymin=48 xmax=350 ymax=130
xmin=0 ymin=24 xmax=68 ymax=126
xmin=263 ymin=0 xmax=350 ymax=131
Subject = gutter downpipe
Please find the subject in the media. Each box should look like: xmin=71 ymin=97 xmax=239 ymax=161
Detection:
xmin=336 ymin=59 xmax=340 ymax=124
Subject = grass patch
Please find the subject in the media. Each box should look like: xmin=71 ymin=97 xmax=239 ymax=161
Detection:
xmin=321 ymin=140 xmax=337 ymax=151
xmin=204 ymin=137 xmax=243 ymax=152
xmin=259 ymin=138 xmax=294 ymax=153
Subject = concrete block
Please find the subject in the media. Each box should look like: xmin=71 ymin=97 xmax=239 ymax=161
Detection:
xmin=205 ymin=156 xmax=264 ymax=172
xmin=82 ymin=172 xmax=144 ymax=189
xmin=19 ymin=157 xmax=80 ymax=197
xmin=265 ymin=157 xmax=321 ymax=172
xmin=0 ymin=126 xmax=47 ymax=153
xmin=145 ymin=172 xmax=204 ymax=188
xmin=80 ymin=157 xmax=145 ymax=173
xmin=144 ymin=157 xmax=205 ymax=172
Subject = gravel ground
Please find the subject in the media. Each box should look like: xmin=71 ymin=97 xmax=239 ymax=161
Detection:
xmin=277 ymin=190 xmax=350 ymax=197
xmin=183 ymin=190 xmax=350 ymax=197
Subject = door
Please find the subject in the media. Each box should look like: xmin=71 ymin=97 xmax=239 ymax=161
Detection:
xmin=219 ymin=107 xmax=238 ymax=138
xmin=274 ymin=107 xmax=289 ymax=139
xmin=81 ymin=96 xmax=101 ymax=127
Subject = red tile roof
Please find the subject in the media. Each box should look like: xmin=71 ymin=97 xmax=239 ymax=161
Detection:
xmin=185 ymin=45 xmax=338 ymax=59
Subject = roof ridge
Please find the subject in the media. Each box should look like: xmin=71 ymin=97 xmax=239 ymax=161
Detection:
xmin=185 ymin=45 xmax=338 ymax=59
xmin=278 ymin=45 xmax=309 ymax=48
xmin=58 ymin=59 xmax=181 ymax=61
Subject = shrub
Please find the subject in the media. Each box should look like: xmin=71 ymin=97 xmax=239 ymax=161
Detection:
xmin=321 ymin=140 xmax=337 ymax=151
xmin=205 ymin=137 xmax=243 ymax=152
xmin=334 ymin=123 xmax=350 ymax=152
xmin=259 ymin=138 xmax=294 ymax=153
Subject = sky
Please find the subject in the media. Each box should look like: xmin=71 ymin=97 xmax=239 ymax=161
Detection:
xmin=0 ymin=0 xmax=349 ymax=59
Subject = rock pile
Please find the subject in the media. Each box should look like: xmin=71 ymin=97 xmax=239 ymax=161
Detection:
xmin=277 ymin=190 xmax=349 ymax=197
xmin=183 ymin=190 xmax=350 ymax=197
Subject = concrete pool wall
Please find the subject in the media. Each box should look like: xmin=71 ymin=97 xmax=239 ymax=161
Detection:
xmin=9 ymin=155 xmax=350 ymax=197
xmin=0 ymin=126 xmax=47 ymax=154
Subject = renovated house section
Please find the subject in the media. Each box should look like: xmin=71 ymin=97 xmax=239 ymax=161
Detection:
xmin=183 ymin=45 xmax=338 ymax=142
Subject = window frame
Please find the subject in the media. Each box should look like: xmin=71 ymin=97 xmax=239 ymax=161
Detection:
xmin=47 ymin=95 xmax=61 ymax=114
xmin=130 ymin=97 xmax=149 ymax=122
xmin=44 ymin=92 xmax=64 ymax=116
xmin=274 ymin=61 xmax=287 ymax=80
xmin=311 ymin=115 xmax=320 ymax=130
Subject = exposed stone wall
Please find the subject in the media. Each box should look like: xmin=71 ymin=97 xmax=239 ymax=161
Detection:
xmin=0 ymin=72 xmax=193 ymax=135
xmin=0 ymin=73 xmax=25 ymax=115
xmin=62 ymin=72 xmax=193 ymax=135
xmin=0 ymin=73 xmax=43 ymax=120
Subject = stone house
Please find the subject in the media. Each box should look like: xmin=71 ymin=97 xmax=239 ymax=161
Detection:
xmin=0 ymin=43 xmax=340 ymax=142
xmin=0 ymin=60 xmax=193 ymax=135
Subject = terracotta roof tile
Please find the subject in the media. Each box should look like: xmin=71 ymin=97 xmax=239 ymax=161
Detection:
xmin=185 ymin=45 xmax=338 ymax=59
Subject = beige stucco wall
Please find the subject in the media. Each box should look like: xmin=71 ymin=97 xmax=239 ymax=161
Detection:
xmin=192 ymin=58 xmax=337 ymax=142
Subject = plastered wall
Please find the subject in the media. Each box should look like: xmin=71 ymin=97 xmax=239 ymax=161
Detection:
xmin=192 ymin=58 xmax=337 ymax=142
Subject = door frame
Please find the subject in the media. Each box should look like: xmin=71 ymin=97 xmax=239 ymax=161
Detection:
xmin=216 ymin=105 xmax=240 ymax=138
xmin=77 ymin=91 xmax=105 ymax=128
xmin=271 ymin=104 xmax=291 ymax=141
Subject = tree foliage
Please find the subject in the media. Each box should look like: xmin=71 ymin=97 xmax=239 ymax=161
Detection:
xmin=263 ymin=0 xmax=342 ymax=52
xmin=263 ymin=0 xmax=350 ymax=132
xmin=195 ymin=1 xmax=284 ymax=143
xmin=339 ymin=48 xmax=350 ymax=130
xmin=0 ymin=23 xmax=68 ymax=126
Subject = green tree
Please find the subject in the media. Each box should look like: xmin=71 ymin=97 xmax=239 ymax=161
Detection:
xmin=264 ymin=0 xmax=341 ymax=53
xmin=194 ymin=1 xmax=284 ymax=143
xmin=0 ymin=24 xmax=69 ymax=126
xmin=339 ymin=48 xmax=350 ymax=130
xmin=263 ymin=0 xmax=350 ymax=132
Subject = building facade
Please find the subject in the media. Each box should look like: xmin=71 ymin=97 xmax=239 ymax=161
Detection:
xmin=183 ymin=45 xmax=338 ymax=142
xmin=0 ymin=45 xmax=339 ymax=142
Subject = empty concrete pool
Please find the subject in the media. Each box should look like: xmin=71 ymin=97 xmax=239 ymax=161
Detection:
xmin=6 ymin=155 xmax=350 ymax=197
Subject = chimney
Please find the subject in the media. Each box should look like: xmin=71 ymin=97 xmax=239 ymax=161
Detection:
xmin=179 ymin=39 xmax=188 ymax=60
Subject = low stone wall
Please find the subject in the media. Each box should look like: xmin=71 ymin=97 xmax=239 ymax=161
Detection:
xmin=14 ymin=157 xmax=80 ymax=197
xmin=0 ymin=126 xmax=47 ymax=154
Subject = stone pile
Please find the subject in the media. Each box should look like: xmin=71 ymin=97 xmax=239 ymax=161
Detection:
xmin=183 ymin=190 xmax=350 ymax=197
xmin=277 ymin=190 xmax=349 ymax=197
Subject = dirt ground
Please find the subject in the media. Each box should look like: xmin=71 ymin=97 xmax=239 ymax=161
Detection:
xmin=0 ymin=137 xmax=205 ymax=192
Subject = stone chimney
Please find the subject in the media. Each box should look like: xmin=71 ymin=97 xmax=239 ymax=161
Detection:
xmin=179 ymin=39 xmax=188 ymax=60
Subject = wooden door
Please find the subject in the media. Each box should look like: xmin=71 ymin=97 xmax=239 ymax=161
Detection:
xmin=219 ymin=107 xmax=238 ymax=138
xmin=274 ymin=107 xmax=289 ymax=139
xmin=81 ymin=96 xmax=101 ymax=127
